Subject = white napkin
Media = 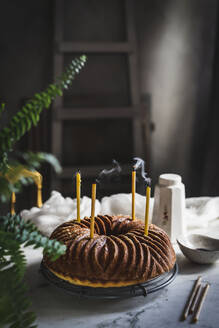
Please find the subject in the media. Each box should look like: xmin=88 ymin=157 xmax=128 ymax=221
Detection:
xmin=185 ymin=197 xmax=219 ymax=238
xmin=20 ymin=191 xmax=219 ymax=238
xmin=21 ymin=190 xmax=101 ymax=237
xmin=100 ymin=193 xmax=154 ymax=222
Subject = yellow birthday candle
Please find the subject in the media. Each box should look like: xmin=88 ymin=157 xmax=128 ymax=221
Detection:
xmin=144 ymin=185 xmax=151 ymax=236
xmin=90 ymin=183 xmax=96 ymax=239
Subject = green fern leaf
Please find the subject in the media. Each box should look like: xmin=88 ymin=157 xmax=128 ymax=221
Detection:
xmin=0 ymin=55 xmax=87 ymax=156
xmin=0 ymin=213 xmax=67 ymax=327
xmin=0 ymin=214 xmax=66 ymax=260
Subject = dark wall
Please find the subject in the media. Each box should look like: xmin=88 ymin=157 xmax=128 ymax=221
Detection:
xmin=0 ymin=0 xmax=218 ymax=209
xmin=203 ymin=11 xmax=219 ymax=196
xmin=0 ymin=0 xmax=53 ymax=212
xmin=0 ymin=0 xmax=52 ymax=128
xmin=135 ymin=0 xmax=218 ymax=196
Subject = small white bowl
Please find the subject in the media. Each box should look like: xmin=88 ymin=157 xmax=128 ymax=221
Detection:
xmin=177 ymin=234 xmax=219 ymax=264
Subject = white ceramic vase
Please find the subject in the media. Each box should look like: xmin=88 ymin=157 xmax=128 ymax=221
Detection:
xmin=152 ymin=173 xmax=186 ymax=243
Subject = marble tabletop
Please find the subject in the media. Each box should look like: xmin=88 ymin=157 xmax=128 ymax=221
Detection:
xmin=25 ymin=245 xmax=219 ymax=328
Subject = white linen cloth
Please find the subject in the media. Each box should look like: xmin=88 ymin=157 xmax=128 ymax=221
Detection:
xmin=21 ymin=191 xmax=101 ymax=237
xmin=20 ymin=190 xmax=219 ymax=238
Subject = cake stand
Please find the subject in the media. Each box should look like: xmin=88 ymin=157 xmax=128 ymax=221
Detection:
xmin=40 ymin=262 xmax=178 ymax=299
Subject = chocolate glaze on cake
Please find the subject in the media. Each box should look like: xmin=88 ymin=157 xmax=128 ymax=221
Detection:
xmin=43 ymin=215 xmax=176 ymax=287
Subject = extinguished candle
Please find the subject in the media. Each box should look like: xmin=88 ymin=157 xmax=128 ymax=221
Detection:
xmin=11 ymin=192 xmax=16 ymax=215
xmin=90 ymin=183 xmax=96 ymax=239
xmin=21 ymin=169 xmax=43 ymax=208
xmin=144 ymin=185 xmax=151 ymax=235
xmin=37 ymin=175 xmax=43 ymax=208
xmin=132 ymin=170 xmax=136 ymax=220
xmin=76 ymin=172 xmax=81 ymax=222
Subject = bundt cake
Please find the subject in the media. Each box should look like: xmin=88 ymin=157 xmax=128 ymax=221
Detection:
xmin=43 ymin=215 xmax=176 ymax=287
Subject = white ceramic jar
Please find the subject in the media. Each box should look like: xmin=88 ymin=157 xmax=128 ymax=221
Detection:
xmin=152 ymin=173 xmax=186 ymax=243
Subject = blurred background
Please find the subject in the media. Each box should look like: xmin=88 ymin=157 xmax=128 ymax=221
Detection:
xmin=0 ymin=0 xmax=219 ymax=211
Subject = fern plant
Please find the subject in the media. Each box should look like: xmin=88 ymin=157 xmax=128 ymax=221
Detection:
xmin=0 ymin=55 xmax=87 ymax=327
xmin=0 ymin=214 xmax=66 ymax=328
xmin=0 ymin=54 xmax=86 ymax=202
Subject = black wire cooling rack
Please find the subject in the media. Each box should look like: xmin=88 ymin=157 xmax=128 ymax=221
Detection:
xmin=40 ymin=262 xmax=178 ymax=299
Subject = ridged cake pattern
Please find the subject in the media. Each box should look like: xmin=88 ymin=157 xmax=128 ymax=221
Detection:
xmin=44 ymin=215 xmax=176 ymax=286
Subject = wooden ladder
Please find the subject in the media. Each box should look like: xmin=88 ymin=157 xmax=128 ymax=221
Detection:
xmin=51 ymin=0 xmax=151 ymax=192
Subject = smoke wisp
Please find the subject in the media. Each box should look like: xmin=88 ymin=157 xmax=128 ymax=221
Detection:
xmin=133 ymin=157 xmax=151 ymax=186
